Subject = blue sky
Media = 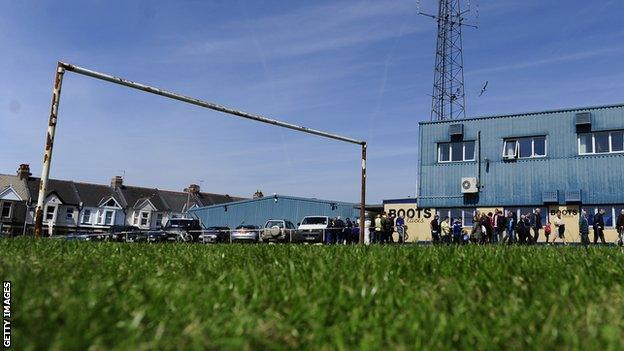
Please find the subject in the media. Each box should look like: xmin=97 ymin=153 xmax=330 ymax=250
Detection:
xmin=1 ymin=0 xmax=623 ymax=203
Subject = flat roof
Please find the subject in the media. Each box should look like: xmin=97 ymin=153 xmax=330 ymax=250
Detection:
xmin=418 ymin=102 xmax=624 ymax=126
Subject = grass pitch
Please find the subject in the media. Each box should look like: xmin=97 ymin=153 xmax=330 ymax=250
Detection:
xmin=1 ymin=238 xmax=623 ymax=350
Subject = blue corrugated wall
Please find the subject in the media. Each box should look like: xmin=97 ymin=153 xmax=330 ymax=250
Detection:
xmin=189 ymin=195 xmax=358 ymax=229
xmin=418 ymin=104 xmax=624 ymax=207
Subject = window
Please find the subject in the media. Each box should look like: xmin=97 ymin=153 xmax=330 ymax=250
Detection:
xmin=104 ymin=211 xmax=114 ymax=226
xmin=1 ymin=202 xmax=12 ymax=218
xmin=140 ymin=212 xmax=149 ymax=226
xmin=156 ymin=213 xmax=163 ymax=226
xmin=438 ymin=141 xmax=475 ymax=163
xmin=503 ymin=136 xmax=547 ymax=159
xmin=81 ymin=209 xmax=91 ymax=224
xmin=581 ymin=207 xmax=617 ymax=228
xmin=45 ymin=206 xmax=56 ymax=221
xmin=66 ymin=208 xmax=74 ymax=220
xmin=439 ymin=143 xmax=450 ymax=162
xmin=578 ymin=130 xmax=624 ymax=155
xmin=437 ymin=208 xmax=475 ymax=226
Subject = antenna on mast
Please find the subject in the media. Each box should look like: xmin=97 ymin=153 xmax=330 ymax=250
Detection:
xmin=420 ymin=0 xmax=478 ymax=121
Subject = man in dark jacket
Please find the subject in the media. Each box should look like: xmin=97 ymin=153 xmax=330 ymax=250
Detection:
xmin=384 ymin=214 xmax=395 ymax=244
xmin=517 ymin=214 xmax=529 ymax=245
xmin=483 ymin=213 xmax=494 ymax=243
xmin=430 ymin=215 xmax=441 ymax=244
xmin=532 ymin=208 xmax=543 ymax=244
xmin=334 ymin=216 xmax=346 ymax=245
xmin=579 ymin=210 xmax=590 ymax=246
xmin=593 ymin=209 xmax=606 ymax=244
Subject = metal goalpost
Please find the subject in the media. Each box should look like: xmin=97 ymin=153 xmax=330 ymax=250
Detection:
xmin=34 ymin=61 xmax=368 ymax=243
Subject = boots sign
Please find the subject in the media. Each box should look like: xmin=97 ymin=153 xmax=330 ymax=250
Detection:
xmin=387 ymin=207 xmax=433 ymax=224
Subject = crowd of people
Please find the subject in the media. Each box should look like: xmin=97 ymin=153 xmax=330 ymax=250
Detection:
xmin=323 ymin=208 xmax=624 ymax=246
xmin=324 ymin=217 xmax=361 ymax=245
xmin=429 ymin=208 xmax=624 ymax=246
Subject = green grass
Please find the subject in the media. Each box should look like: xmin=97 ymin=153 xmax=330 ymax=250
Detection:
xmin=2 ymin=238 xmax=624 ymax=350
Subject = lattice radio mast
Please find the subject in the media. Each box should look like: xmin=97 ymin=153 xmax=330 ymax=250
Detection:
xmin=420 ymin=0 xmax=477 ymax=121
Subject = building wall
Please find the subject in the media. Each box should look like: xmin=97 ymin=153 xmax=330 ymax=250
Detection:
xmin=190 ymin=196 xmax=358 ymax=229
xmin=416 ymin=104 xmax=624 ymax=242
xmin=418 ymin=104 xmax=624 ymax=208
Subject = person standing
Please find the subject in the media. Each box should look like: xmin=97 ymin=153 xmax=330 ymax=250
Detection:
xmin=544 ymin=221 xmax=552 ymax=244
xmin=430 ymin=215 xmax=441 ymax=244
xmin=441 ymin=217 xmax=451 ymax=244
xmin=495 ymin=209 xmax=506 ymax=243
xmin=503 ymin=211 xmax=516 ymax=244
xmin=396 ymin=214 xmax=406 ymax=244
xmin=374 ymin=214 xmax=382 ymax=244
xmin=552 ymin=213 xmax=567 ymax=245
xmin=345 ymin=217 xmax=353 ymax=244
xmin=593 ymin=208 xmax=606 ymax=244
xmin=452 ymin=218 xmax=462 ymax=244
xmin=471 ymin=213 xmax=483 ymax=244
xmin=579 ymin=210 xmax=590 ymax=246
xmin=492 ymin=210 xmax=500 ymax=244
xmin=517 ymin=214 xmax=528 ymax=244
xmin=384 ymin=214 xmax=395 ymax=244
xmin=616 ymin=209 xmax=624 ymax=246
xmin=335 ymin=216 xmax=346 ymax=245
xmin=483 ymin=212 xmax=494 ymax=244
xmin=532 ymin=208 xmax=543 ymax=244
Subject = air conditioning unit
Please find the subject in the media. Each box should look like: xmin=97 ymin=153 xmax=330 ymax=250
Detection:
xmin=461 ymin=177 xmax=479 ymax=193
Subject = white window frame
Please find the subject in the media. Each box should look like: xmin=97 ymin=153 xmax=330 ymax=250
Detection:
xmin=45 ymin=205 xmax=56 ymax=221
xmin=81 ymin=209 xmax=92 ymax=224
xmin=1 ymin=202 xmax=12 ymax=218
xmin=578 ymin=130 xmax=624 ymax=155
xmin=104 ymin=210 xmax=114 ymax=226
xmin=503 ymin=136 xmax=547 ymax=159
xmin=437 ymin=141 xmax=476 ymax=163
xmin=140 ymin=211 xmax=150 ymax=227
xmin=156 ymin=213 xmax=163 ymax=226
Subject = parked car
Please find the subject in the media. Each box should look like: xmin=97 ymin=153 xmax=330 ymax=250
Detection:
xmin=230 ymin=225 xmax=260 ymax=243
xmin=108 ymin=225 xmax=141 ymax=242
xmin=198 ymin=226 xmax=231 ymax=243
xmin=66 ymin=233 xmax=96 ymax=241
xmin=125 ymin=231 xmax=148 ymax=243
xmin=153 ymin=218 xmax=204 ymax=242
xmin=296 ymin=216 xmax=329 ymax=243
xmin=261 ymin=219 xmax=297 ymax=243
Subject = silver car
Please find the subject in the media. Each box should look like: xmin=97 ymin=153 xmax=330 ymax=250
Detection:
xmin=230 ymin=225 xmax=260 ymax=243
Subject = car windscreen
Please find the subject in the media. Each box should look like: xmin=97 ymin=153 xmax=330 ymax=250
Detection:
xmin=265 ymin=221 xmax=284 ymax=228
xmin=301 ymin=217 xmax=328 ymax=225
xmin=207 ymin=227 xmax=229 ymax=231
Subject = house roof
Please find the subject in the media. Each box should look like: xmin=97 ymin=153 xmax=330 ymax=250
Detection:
xmin=10 ymin=173 xmax=243 ymax=212
xmin=27 ymin=177 xmax=81 ymax=205
xmin=119 ymin=186 xmax=168 ymax=211
xmin=0 ymin=174 xmax=30 ymax=201
xmin=72 ymin=182 xmax=123 ymax=208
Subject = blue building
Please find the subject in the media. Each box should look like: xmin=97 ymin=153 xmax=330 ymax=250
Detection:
xmin=416 ymin=103 xmax=624 ymax=240
xmin=189 ymin=195 xmax=359 ymax=229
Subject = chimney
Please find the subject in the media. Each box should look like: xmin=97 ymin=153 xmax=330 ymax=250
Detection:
xmin=17 ymin=164 xmax=31 ymax=180
xmin=111 ymin=176 xmax=124 ymax=189
xmin=187 ymin=184 xmax=200 ymax=195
